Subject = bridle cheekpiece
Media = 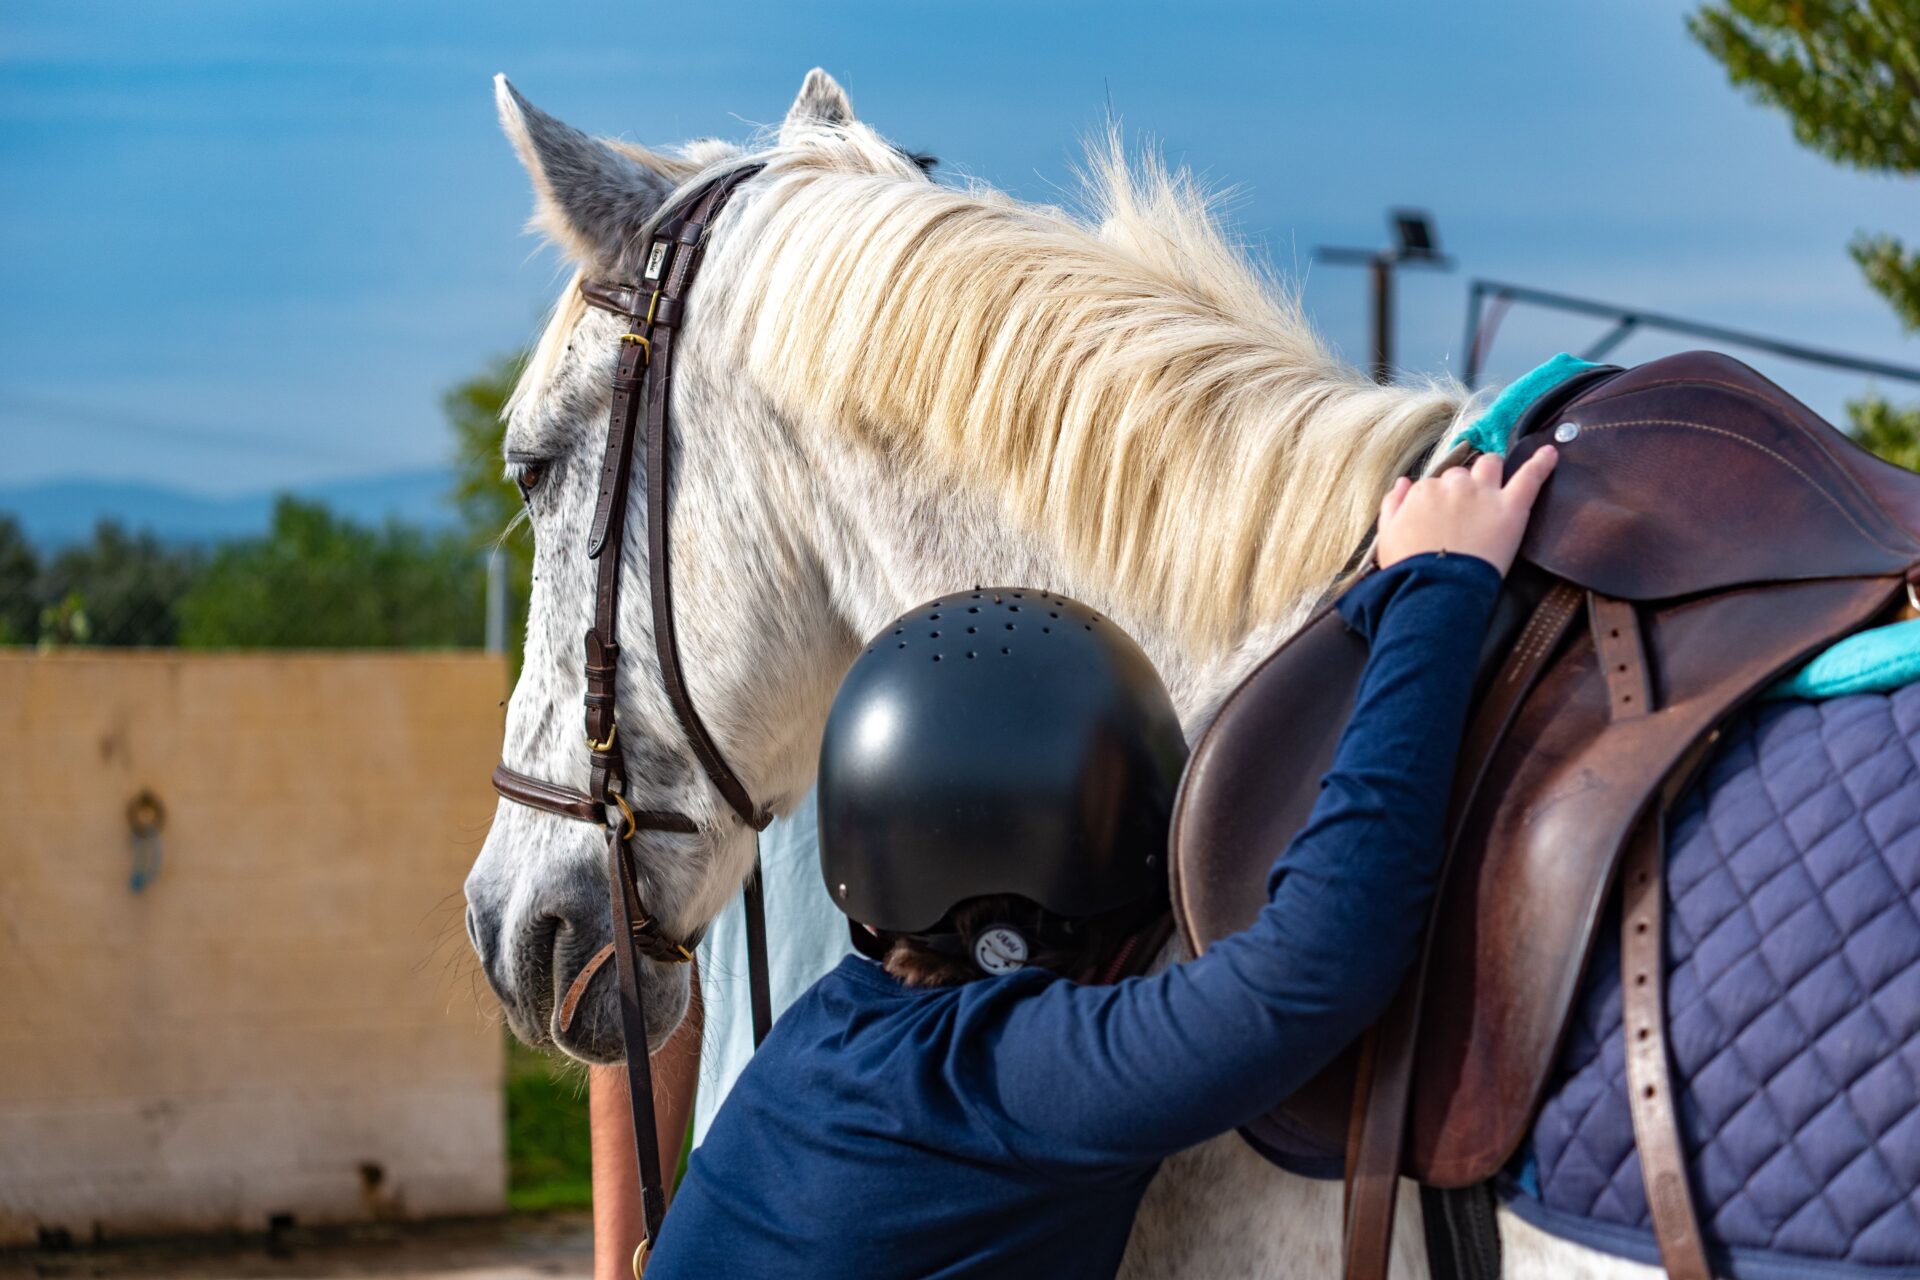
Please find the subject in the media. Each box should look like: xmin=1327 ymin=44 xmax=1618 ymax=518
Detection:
xmin=488 ymin=163 xmax=774 ymax=1261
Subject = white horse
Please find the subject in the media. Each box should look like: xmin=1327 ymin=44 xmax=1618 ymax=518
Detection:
xmin=464 ymin=69 xmax=1664 ymax=1278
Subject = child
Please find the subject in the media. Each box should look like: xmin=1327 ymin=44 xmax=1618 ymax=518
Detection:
xmin=646 ymin=447 xmax=1558 ymax=1278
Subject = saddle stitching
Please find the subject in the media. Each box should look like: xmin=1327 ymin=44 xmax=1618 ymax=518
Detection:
xmin=1573 ymin=375 xmax=1918 ymax=545
xmin=1569 ymin=417 xmax=1915 ymax=560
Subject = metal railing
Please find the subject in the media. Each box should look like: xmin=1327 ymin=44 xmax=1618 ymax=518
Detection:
xmin=1461 ymin=278 xmax=1920 ymax=391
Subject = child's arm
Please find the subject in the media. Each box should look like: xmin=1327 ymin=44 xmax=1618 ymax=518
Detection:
xmin=976 ymin=448 xmax=1558 ymax=1167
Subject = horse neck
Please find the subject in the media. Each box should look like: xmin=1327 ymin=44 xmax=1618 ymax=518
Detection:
xmin=800 ymin=423 xmax=1331 ymax=734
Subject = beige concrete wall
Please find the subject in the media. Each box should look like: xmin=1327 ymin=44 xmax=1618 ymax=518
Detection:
xmin=0 ymin=652 xmax=509 ymax=1244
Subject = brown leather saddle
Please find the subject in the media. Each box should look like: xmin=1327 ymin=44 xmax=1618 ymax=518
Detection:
xmin=1170 ymin=350 xmax=1920 ymax=1280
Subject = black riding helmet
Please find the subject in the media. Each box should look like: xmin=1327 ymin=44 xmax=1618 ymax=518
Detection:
xmin=818 ymin=588 xmax=1188 ymax=956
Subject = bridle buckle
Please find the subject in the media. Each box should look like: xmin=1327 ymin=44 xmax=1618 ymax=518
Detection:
xmin=587 ymin=722 xmax=619 ymax=753
xmin=616 ymin=291 xmax=664 ymax=363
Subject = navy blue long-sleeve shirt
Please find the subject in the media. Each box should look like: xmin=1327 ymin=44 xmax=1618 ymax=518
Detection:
xmin=648 ymin=552 xmax=1504 ymax=1279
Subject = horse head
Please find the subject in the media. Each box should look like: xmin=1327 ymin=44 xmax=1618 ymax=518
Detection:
xmin=465 ymin=67 xmax=1469 ymax=1061
xmin=464 ymin=70 xmax=904 ymax=1059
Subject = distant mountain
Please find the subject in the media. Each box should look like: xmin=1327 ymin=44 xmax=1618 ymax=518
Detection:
xmin=0 ymin=469 xmax=461 ymax=548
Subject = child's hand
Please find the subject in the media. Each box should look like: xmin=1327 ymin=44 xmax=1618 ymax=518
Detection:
xmin=1376 ymin=446 xmax=1559 ymax=577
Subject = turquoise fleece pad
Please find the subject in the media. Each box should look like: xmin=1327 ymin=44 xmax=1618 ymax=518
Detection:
xmin=1453 ymin=354 xmax=1920 ymax=699
xmin=1452 ymin=353 xmax=1604 ymax=456
xmin=1765 ymin=616 xmax=1920 ymax=701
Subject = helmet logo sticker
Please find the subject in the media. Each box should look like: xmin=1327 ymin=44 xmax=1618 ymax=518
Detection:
xmin=973 ymin=925 xmax=1030 ymax=975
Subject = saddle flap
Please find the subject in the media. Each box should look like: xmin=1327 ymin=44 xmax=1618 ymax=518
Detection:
xmin=1171 ymin=604 xmax=1367 ymax=952
xmin=1171 ymin=566 xmax=1899 ymax=1183
xmin=1511 ymin=351 xmax=1920 ymax=602
xmin=1408 ymin=575 xmax=1897 ymax=1185
xmin=1170 ymin=604 xmax=1371 ymax=1170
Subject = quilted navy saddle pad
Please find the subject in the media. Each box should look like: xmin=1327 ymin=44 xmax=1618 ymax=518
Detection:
xmin=1505 ymin=684 xmax=1920 ymax=1279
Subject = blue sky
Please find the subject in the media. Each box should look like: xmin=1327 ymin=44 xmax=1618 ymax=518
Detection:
xmin=4 ymin=0 xmax=1917 ymax=495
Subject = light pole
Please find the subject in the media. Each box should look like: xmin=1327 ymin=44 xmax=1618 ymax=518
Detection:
xmin=1315 ymin=210 xmax=1453 ymax=384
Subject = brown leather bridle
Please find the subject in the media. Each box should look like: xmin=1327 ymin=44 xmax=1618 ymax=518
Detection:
xmin=490 ymin=163 xmax=773 ymax=1265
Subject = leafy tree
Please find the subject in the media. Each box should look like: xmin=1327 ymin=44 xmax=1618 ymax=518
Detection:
xmin=1691 ymin=1 xmax=1920 ymax=460
xmin=1848 ymin=392 xmax=1920 ymax=467
xmin=36 ymin=522 xmax=200 ymax=646
xmin=0 ymin=516 xmax=38 ymax=644
xmin=176 ymin=497 xmax=485 ymax=647
xmin=446 ymin=353 xmax=533 ymax=665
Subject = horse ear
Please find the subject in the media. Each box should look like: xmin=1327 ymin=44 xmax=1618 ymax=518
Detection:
xmin=495 ymin=75 xmax=673 ymax=270
xmin=780 ymin=68 xmax=855 ymax=143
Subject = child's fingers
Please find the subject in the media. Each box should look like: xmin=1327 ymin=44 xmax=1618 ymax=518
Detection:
xmin=1379 ymin=475 xmax=1412 ymax=524
xmin=1500 ymin=445 xmax=1559 ymax=508
xmin=1469 ymin=451 xmax=1506 ymax=487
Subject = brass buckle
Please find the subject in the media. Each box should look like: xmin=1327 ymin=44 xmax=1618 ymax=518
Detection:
xmin=618 ymin=332 xmax=651 ymax=364
xmin=633 ymin=1239 xmax=650 ymax=1279
xmin=587 ymin=722 xmax=618 ymax=753
xmin=611 ymin=792 xmax=637 ymax=841
xmin=632 ymin=913 xmax=694 ymax=964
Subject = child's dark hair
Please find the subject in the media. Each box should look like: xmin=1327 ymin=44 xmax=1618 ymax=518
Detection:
xmin=883 ymin=893 xmax=1167 ymax=987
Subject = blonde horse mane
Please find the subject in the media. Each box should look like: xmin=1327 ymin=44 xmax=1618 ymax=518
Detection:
xmin=732 ymin=126 xmax=1478 ymax=652
xmin=513 ymin=121 xmax=1480 ymax=653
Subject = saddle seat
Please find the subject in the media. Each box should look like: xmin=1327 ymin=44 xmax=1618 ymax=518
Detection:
xmin=1169 ymin=351 xmax=1920 ymax=1278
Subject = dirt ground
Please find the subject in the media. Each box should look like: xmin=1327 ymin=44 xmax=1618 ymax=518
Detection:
xmin=0 ymin=1213 xmax=593 ymax=1280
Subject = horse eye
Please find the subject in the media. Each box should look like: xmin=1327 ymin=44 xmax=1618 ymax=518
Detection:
xmin=515 ymin=464 xmax=546 ymax=502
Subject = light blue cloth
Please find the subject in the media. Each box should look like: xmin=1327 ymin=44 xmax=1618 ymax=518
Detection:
xmin=1764 ymin=615 xmax=1920 ymax=701
xmin=692 ymin=789 xmax=852 ymax=1146
xmin=1452 ymin=352 xmax=1604 ymax=456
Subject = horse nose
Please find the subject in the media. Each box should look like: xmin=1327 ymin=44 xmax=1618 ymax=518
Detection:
xmin=465 ymin=900 xmax=511 ymax=996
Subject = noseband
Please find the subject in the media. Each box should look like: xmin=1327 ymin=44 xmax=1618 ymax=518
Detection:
xmin=489 ymin=164 xmax=772 ymax=1263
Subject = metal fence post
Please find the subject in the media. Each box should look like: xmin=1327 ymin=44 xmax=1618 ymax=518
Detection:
xmin=485 ymin=549 xmax=508 ymax=655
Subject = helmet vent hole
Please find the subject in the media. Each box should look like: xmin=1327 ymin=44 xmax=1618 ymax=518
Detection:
xmin=932 ymin=654 xmax=942 ymax=662
xmin=930 ymin=614 xmax=941 ymax=621
xmin=1001 ymin=647 xmax=1011 ymax=655
xmin=1009 ymin=606 xmax=1019 ymax=613
xmin=1042 ymin=627 xmax=1051 ymax=634
xmin=930 ymin=631 xmax=940 ymax=638
xmin=967 ymin=651 xmax=977 ymax=659
xmin=1049 ymin=612 xmax=1059 ymax=618
xmin=967 ymin=627 xmax=977 ymax=634
xmin=1005 ymin=623 xmax=1015 ymax=631
xmin=968 ymin=606 xmax=979 ymax=613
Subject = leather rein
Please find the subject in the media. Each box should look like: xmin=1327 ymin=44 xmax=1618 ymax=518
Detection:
xmin=489 ymin=163 xmax=773 ymax=1265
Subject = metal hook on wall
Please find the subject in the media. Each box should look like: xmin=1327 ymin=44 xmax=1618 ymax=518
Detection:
xmin=126 ymin=789 xmax=166 ymax=893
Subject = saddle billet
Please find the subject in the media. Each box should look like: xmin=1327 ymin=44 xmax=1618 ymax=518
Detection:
xmin=1170 ymin=350 xmax=1920 ymax=1280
